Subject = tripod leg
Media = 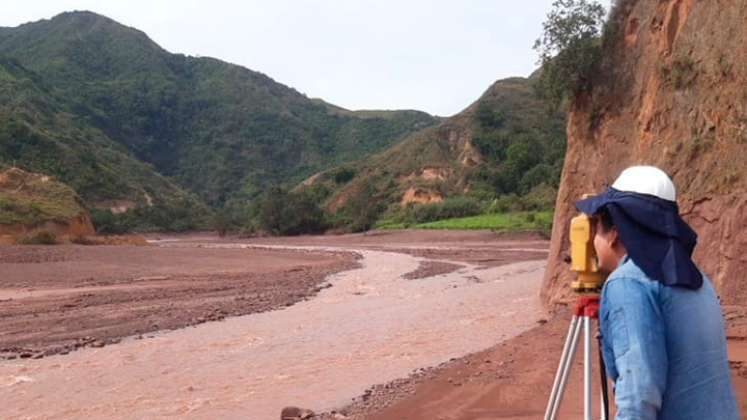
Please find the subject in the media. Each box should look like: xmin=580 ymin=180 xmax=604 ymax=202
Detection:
xmin=584 ymin=316 xmax=593 ymax=420
xmin=600 ymin=393 xmax=607 ymax=420
xmin=544 ymin=315 xmax=580 ymax=420
xmin=546 ymin=316 xmax=583 ymax=420
xmin=598 ymin=333 xmax=610 ymax=420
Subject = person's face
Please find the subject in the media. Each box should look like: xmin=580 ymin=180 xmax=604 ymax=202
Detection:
xmin=593 ymin=218 xmax=620 ymax=274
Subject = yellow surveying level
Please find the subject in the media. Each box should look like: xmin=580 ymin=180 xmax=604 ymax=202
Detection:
xmin=569 ymin=213 xmax=604 ymax=293
xmin=545 ymin=202 xmax=610 ymax=420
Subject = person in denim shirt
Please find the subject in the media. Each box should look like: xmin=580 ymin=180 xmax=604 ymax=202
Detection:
xmin=576 ymin=166 xmax=739 ymax=420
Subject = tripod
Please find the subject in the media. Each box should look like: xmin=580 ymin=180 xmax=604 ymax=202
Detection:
xmin=544 ymin=296 xmax=610 ymax=420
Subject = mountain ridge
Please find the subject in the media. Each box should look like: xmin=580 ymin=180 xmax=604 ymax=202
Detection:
xmin=0 ymin=11 xmax=438 ymax=226
xmin=299 ymin=76 xmax=566 ymax=226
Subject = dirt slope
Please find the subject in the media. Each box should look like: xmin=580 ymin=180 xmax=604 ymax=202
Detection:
xmin=543 ymin=0 xmax=747 ymax=305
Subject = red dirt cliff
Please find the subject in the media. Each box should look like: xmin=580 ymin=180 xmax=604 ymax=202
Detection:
xmin=543 ymin=0 xmax=747 ymax=305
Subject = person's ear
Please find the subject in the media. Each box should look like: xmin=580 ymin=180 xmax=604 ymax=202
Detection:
xmin=609 ymin=228 xmax=621 ymax=248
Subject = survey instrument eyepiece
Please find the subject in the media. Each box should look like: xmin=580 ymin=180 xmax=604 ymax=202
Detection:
xmin=569 ymin=196 xmax=604 ymax=293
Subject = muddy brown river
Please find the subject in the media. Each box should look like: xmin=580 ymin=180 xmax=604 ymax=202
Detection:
xmin=0 ymin=243 xmax=546 ymax=419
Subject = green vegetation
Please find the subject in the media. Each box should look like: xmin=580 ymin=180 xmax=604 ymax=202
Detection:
xmin=192 ymin=186 xmax=332 ymax=236
xmin=0 ymin=12 xmax=437 ymax=233
xmin=255 ymin=187 xmax=328 ymax=236
xmin=661 ymin=57 xmax=697 ymax=89
xmin=0 ymin=12 xmax=436 ymax=233
xmin=379 ymin=197 xmax=484 ymax=226
xmin=533 ymin=0 xmax=606 ymax=108
xmin=0 ymin=55 xmax=210 ymax=231
xmin=377 ymin=211 xmax=553 ymax=234
xmin=0 ymin=192 xmax=74 ymax=226
xmin=301 ymin=76 xmax=566 ymax=232
xmin=0 ymin=168 xmax=85 ymax=226
xmin=224 ymin=184 xmax=555 ymax=236
xmin=469 ymin=80 xmax=566 ymax=198
xmin=0 ymin=11 xmax=437 ymax=209
xmin=0 ymin=11 xmax=567 ymax=236
xmin=89 ymin=197 xmax=209 ymax=234
xmin=17 ymin=230 xmax=58 ymax=245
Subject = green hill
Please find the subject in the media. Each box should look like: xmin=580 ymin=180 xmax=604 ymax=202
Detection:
xmin=0 ymin=11 xmax=437 ymax=208
xmin=0 ymin=11 xmax=557 ymax=234
xmin=301 ymin=77 xmax=566 ymax=228
xmin=0 ymin=56 xmax=209 ymax=231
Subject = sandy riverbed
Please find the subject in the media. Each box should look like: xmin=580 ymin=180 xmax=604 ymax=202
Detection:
xmin=0 ymin=231 xmax=549 ymax=419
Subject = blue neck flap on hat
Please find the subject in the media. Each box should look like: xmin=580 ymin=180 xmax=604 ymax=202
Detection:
xmin=576 ymin=188 xmax=703 ymax=290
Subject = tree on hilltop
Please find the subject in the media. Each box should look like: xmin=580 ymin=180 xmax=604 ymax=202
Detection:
xmin=534 ymin=0 xmax=606 ymax=108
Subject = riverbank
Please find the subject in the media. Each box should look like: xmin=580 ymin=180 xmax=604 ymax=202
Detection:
xmin=0 ymin=231 xmax=550 ymax=419
xmin=321 ymin=307 xmax=747 ymax=419
xmin=0 ymin=244 xmax=358 ymax=360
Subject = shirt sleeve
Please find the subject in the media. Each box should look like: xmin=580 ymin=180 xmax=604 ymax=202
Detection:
xmin=601 ymin=278 xmax=667 ymax=420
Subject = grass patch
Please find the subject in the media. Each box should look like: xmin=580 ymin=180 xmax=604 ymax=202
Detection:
xmin=0 ymin=169 xmax=84 ymax=226
xmin=375 ymin=221 xmax=408 ymax=230
xmin=377 ymin=211 xmax=553 ymax=233
xmin=0 ymin=193 xmax=79 ymax=225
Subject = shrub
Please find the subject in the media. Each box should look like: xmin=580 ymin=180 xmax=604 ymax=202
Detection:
xmin=257 ymin=187 xmax=329 ymax=235
xmin=90 ymin=198 xmax=210 ymax=234
xmin=212 ymin=209 xmax=231 ymax=237
xmin=332 ymin=167 xmax=356 ymax=184
xmin=18 ymin=230 xmax=57 ymax=245
xmin=437 ymin=197 xmax=485 ymax=219
xmin=519 ymin=183 xmax=558 ymax=210
xmin=475 ymin=101 xmax=506 ymax=129
xmin=472 ymin=132 xmax=510 ymax=162
xmin=340 ymin=182 xmax=384 ymax=233
xmin=537 ymin=214 xmax=554 ymax=239
xmin=519 ymin=164 xmax=553 ymax=194
xmin=402 ymin=197 xmax=484 ymax=225
xmin=486 ymin=184 xmax=557 ymax=213
xmin=487 ymin=194 xmax=522 ymax=213
xmin=661 ymin=57 xmax=697 ymax=89
xmin=603 ymin=0 xmax=636 ymax=48
xmin=91 ymin=209 xmax=135 ymax=234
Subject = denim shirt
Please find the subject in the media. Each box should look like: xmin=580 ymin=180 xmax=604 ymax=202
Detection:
xmin=600 ymin=257 xmax=740 ymax=420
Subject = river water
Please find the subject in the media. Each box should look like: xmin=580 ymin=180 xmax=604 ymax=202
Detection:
xmin=0 ymin=244 xmax=545 ymax=419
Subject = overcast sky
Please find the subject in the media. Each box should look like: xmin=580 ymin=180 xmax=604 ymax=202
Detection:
xmin=1 ymin=1 xmax=611 ymax=117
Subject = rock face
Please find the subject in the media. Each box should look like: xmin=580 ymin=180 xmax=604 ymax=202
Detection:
xmin=542 ymin=0 xmax=747 ymax=305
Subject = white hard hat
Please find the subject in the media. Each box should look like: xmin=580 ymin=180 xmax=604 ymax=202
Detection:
xmin=612 ymin=166 xmax=676 ymax=202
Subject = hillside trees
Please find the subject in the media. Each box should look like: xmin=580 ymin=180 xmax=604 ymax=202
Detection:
xmin=471 ymin=95 xmax=565 ymax=200
xmin=533 ymin=0 xmax=606 ymax=107
xmin=333 ymin=180 xmax=386 ymax=233
xmin=0 ymin=11 xmax=438 ymax=233
xmin=257 ymin=187 xmax=328 ymax=235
